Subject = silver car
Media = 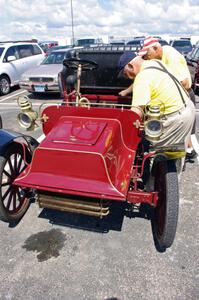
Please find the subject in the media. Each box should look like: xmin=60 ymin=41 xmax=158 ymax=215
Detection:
xmin=19 ymin=49 xmax=72 ymax=93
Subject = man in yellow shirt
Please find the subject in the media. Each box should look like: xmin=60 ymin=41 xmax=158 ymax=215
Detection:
xmin=138 ymin=36 xmax=192 ymax=90
xmin=137 ymin=36 xmax=197 ymax=158
xmin=124 ymin=56 xmax=195 ymax=148
xmin=120 ymin=36 xmax=197 ymax=157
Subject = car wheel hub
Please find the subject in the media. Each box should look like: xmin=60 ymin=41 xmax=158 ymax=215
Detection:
xmin=0 ymin=78 xmax=9 ymax=93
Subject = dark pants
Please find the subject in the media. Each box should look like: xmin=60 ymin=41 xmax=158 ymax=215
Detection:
xmin=188 ymin=88 xmax=196 ymax=134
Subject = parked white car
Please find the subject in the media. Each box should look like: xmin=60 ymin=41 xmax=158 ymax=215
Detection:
xmin=0 ymin=42 xmax=45 ymax=95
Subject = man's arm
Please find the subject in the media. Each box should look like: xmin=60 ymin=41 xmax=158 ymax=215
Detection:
xmin=181 ymin=78 xmax=191 ymax=90
xmin=119 ymin=84 xmax=133 ymax=97
xmin=131 ymin=105 xmax=144 ymax=118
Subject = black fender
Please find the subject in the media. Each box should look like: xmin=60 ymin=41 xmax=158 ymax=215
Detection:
xmin=0 ymin=129 xmax=39 ymax=156
xmin=0 ymin=129 xmax=23 ymax=156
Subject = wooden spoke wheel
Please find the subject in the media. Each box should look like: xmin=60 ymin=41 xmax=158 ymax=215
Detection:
xmin=152 ymin=159 xmax=179 ymax=251
xmin=0 ymin=143 xmax=30 ymax=222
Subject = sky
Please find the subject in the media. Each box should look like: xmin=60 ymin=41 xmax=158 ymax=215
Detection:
xmin=0 ymin=0 xmax=199 ymax=44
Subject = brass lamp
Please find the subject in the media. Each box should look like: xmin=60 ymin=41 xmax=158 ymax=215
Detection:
xmin=17 ymin=96 xmax=38 ymax=130
xmin=144 ymin=105 xmax=163 ymax=141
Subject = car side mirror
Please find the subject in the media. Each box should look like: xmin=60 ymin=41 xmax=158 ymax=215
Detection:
xmin=7 ymin=55 xmax=16 ymax=62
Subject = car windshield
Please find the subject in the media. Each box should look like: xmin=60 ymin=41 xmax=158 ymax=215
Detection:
xmin=76 ymin=39 xmax=95 ymax=46
xmin=173 ymin=40 xmax=191 ymax=47
xmin=0 ymin=47 xmax=4 ymax=58
xmin=159 ymin=40 xmax=168 ymax=46
xmin=42 ymin=51 xmax=66 ymax=64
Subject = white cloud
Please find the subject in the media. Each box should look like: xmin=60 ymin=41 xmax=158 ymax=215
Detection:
xmin=0 ymin=0 xmax=199 ymax=43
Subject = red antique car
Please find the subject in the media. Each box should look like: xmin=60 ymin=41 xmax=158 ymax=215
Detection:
xmin=0 ymin=45 xmax=183 ymax=251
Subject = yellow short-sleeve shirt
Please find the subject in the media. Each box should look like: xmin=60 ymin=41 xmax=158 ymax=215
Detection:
xmin=132 ymin=60 xmax=190 ymax=114
xmin=162 ymin=45 xmax=192 ymax=88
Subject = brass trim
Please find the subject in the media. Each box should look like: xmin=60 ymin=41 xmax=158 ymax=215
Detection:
xmin=38 ymin=193 xmax=110 ymax=217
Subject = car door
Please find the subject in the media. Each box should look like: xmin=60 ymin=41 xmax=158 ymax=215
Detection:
xmin=16 ymin=44 xmax=35 ymax=77
xmin=2 ymin=46 xmax=21 ymax=84
xmin=17 ymin=44 xmax=44 ymax=76
xmin=31 ymin=44 xmax=45 ymax=66
xmin=191 ymin=48 xmax=199 ymax=88
xmin=29 ymin=44 xmax=45 ymax=68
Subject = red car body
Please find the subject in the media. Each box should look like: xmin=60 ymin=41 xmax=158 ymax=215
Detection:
xmin=14 ymin=105 xmax=157 ymax=206
xmin=0 ymin=45 xmax=181 ymax=251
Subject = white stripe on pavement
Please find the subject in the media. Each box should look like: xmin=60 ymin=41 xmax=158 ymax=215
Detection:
xmin=0 ymin=90 xmax=27 ymax=102
xmin=191 ymin=134 xmax=199 ymax=163
xmin=0 ymin=102 xmax=43 ymax=106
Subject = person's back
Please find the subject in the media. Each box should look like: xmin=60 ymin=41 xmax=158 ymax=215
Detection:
xmin=137 ymin=36 xmax=198 ymax=158
xmin=123 ymin=56 xmax=195 ymax=149
xmin=161 ymin=45 xmax=192 ymax=89
xmin=132 ymin=59 xmax=189 ymax=115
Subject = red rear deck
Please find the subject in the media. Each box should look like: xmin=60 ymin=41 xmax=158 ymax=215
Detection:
xmin=15 ymin=107 xmax=141 ymax=200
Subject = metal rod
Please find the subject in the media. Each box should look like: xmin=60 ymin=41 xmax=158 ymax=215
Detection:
xmin=70 ymin=0 xmax=75 ymax=46
xmin=39 ymin=101 xmax=136 ymax=115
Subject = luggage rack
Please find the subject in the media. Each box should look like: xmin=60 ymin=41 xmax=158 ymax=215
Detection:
xmin=0 ymin=39 xmax=38 ymax=44
xmin=79 ymin=44 xmax=140 ymax=52
xmin=38 ymin=100 xmax=135 ymax=115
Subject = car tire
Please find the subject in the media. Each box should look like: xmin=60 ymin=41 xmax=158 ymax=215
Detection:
xmin=0 ymin=75 xmax=11 ymax=96
xmin=0 ymin=143 xmax=31 ymax=223
xmin=151 ymin=159 xmax=179 ymax=251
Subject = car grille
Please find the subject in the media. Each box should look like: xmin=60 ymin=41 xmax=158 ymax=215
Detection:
xmin=29 ymin=77 xmax=54 ymax=82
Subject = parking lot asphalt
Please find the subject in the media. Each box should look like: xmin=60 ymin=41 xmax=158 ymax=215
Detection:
xmin=0 ymin=89 xmax=199 ymax=300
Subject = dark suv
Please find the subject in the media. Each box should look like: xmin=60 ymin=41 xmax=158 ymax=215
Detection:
xmin=170 ymin=39 xmax=193 ymax=57
xmin=186 ymin=44 xmax=199 ymax=94
xmin=126 ymin=38 xmax=144 ymax=48
xmin=127 ymin=37 xmax=169 ymax=49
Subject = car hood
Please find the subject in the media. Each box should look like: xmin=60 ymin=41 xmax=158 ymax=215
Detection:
xmin=22 ymin=64 xmax=63 ymax=77
xmin=174 ymin=46 xmax=192 ymax=54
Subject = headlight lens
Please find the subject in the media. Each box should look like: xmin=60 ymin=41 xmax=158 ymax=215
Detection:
xmin=54 ymin=76 xmax=58 ymax=83
xmin=144 ymin=119 xmax=162 ymax=141
xmin=17 ymin=111 xmax=38 ymax=130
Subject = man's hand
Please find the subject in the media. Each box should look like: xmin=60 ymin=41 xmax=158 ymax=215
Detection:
xmin=119 ymin=89 xmax=129 ymax=97
xmin=118 ymin=84 xmax=133 ymax=97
